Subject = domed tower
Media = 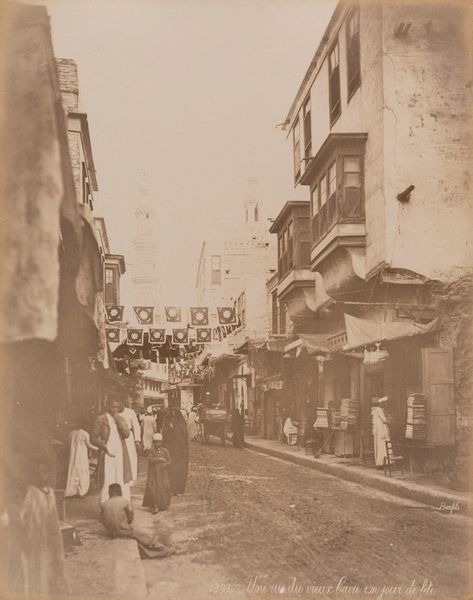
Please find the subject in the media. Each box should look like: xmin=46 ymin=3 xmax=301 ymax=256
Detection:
xmin=132 ymin=188 xmax=161 ymax=319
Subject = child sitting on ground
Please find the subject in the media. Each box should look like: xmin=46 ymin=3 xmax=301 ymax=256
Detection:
xmin=100 ymin=483 xmax=175 ymax=559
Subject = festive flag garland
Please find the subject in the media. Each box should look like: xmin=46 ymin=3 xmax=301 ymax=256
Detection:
xmin=133 ymin=306 xmax=154 ymax=325
xmin=172 ymin=328 xmax=189 ymax=345
xmin=217 ymin=306 xmax=237 ymax=325
xmin=106 ymin=328 xmax=121 ymax=343
xmin=196 ymin=327 xmax=212 ymax=343
xmin=165 ymin=306 xmax=181 ymax=322
xmin=149 ymin=328 xmax=166 ymax=343
xmin=103 ymin=304 xmax=242 ymax=344
xmin=190 ymin=307 xmax=209 ymax=326
xmin=105 ymin=305 xmax=124 ymax=324
xmin=127 ymin=328 xmax=144 ymax=346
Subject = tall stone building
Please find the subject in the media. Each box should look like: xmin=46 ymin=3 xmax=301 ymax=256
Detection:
xmin=132 ymin=188 xmax=162 ymax=320
xmin=196 ymin=177 xmax=276 ymax=318
xmin=279 ymin=0 xmax=473 ymax=473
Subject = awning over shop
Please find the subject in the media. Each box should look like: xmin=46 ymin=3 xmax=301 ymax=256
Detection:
xmin=253 ymin=338 xmax=289 ymax=353
xmin=261 ymin=376 xmax=284 ymax=392
xmin=210 ymin=353 xmax=244 ymax=366
xmin=194 ymin=351 xmax=210 ymax=366
xmin=343 ymin=313 xmax=440 ymax=351
xmin=284 ymin=333 xmax=331 ymax=356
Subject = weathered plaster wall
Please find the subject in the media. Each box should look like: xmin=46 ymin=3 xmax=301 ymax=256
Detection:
xmin=437 ymin=275 xmax=473 ymax=476
xmin=301 ymin=4 xmax=386 ymax=276
xmin=382 ymin=3 xmax=473 ymax=282
xmin=223 ymin=237 xmax=276 ymax=303
xmin=0 ymin=5 xmax=68 ymax=343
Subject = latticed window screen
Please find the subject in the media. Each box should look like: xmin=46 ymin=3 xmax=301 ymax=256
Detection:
xmin=340 ymin=156 xmax=363 ymax=218
xmin=311 ymin=153 xmax=364 ymax=244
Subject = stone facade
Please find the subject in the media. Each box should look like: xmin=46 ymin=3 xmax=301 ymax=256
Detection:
xmin=437 ymin=275 xmax=473 ymax=475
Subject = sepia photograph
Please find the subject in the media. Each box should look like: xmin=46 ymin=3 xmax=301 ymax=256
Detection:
xmin=0 ymin=0 xmax=471 ymax=598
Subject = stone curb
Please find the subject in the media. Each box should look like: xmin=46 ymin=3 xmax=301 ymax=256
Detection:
xmin=113 ymin=537 xmax=148 ymax=598
xmin=244 ymin=440 xmax=470 ymax=514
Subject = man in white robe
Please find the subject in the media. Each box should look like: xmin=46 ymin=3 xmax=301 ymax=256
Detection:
xmin=371 ymin=396 xmax=391 ymax=467
xmin=91 ymin=397 xmax=133 ymax=504
xmin=118 ymin=401 xmax=141 ymax=482
xmin=283 ymin=417 xmax=298 ymax=446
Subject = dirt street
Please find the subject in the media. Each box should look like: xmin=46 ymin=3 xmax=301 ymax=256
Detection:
xmin=132 ymin=440 xmax=470 ymax=600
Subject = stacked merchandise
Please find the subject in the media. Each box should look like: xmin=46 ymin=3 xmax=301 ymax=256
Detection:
xmin=314 ymin=407 xmax=331 ymax=429
xmin=340 ymin=398 xmax=359 ymax=430
xmin=405 ymin=393 xmax=426 ymax=440
xmin=331 ymin=409 xmax=341 ymax=429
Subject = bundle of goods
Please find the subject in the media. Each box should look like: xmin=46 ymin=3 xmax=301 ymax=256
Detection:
xmin=314 ymin=407 xmax=331 ymax=429
xmin=405 ymin=393 xmax=426 ymax=440
xmin=340 ymin=398 xmax=359 ymax=430
xmin=331 ymin=409 xmax=341 ymax=429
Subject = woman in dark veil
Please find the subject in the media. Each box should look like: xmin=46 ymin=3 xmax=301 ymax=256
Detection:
xmin=162 ymin=409 xmax=189 ymax=495
xmin=231 ymin=406 xmax=244 ymax=448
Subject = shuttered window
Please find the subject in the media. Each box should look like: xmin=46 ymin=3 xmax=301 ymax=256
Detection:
xmin=328 ymin=42 xmax=341 ymax=125
xmin=104 ymin=267 xmax=117 ymax=305
xmin=271 ymin=292 xmax=279 ymax=334
xmin=422 ymin=347 xmax=455 ymax=445
xmin=341 ymin=156 xmax=363 ymax=218
xmin=346 ymin=8 xmax=361 ymax=99
xmin=293 ymin=117 xmax=301 ymax=181
xmin=303 ymin=96 xmax=312 ymax=158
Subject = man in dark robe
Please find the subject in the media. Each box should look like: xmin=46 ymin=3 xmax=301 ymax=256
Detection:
xmin=162 ymin=409 xmax=189 ymax=495
xmin=231 ymin=406 xmax=244 ymax=448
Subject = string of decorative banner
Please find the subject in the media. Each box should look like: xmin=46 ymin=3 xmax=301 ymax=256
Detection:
xmin=104 ymin=305 xmax=239 ymax=346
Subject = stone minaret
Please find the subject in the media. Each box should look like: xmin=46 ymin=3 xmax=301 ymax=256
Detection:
xmin=132 ymin=188 xmax=161 ymax=320
xmin=243 ymin=177 xmax=268 ymax=240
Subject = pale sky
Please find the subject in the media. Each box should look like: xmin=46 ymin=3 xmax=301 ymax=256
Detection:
xmin=34 ymin=0 xmax=336 ymax=304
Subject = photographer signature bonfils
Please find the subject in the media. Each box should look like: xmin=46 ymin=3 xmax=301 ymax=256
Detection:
xmin=437 ymin=501 xmax=461 ymax=515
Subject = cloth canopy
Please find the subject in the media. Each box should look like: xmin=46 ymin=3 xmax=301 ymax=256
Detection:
xmin=253 ymin=339 xmax=288 ymax=353
xmin=284 ymin=334 xmax=331 ymax=356
xmin=298 ymin=333 xmax=331 ymax=355
xmin=343 ymin=313 xmax=440 ymax=351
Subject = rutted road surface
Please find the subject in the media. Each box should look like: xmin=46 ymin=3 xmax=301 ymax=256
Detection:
xmin=131 ymin=440 xmax=470 ymax=600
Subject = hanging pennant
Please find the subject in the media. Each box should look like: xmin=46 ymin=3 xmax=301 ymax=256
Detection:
xmin=127 ymin=328 xmax=144 ymax=346
xmin=196 ymin=328 xmax=212 ymax=343
xmin=165 ymin=306 xmax=181 ymax=322
xmin=213 ymin=328 xmax=220 ymax=341
xmin=173 ymin=328 xmax=189 ymax=345
xmin=106 ymin=328 xmax=121 ymax=343
xmin=217 ymin=306 xmax=236 ymax=325
xmin=149 ymin=328 xmax=166 ymax=344
xmin=133 ymin=306 xmax=154 ymax=325
xmin=190 ymin=307 xmax=209 ymax=326
xmin=105 ymin=305 xmax=124 ymax=324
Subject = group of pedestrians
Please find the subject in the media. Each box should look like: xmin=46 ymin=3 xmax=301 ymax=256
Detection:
xmin=64 ymin=396 xmax=190 ymax=503
xmin=63 ymin=392 xmax=192 ymax=558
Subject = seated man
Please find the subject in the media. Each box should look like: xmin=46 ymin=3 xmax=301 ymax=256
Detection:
xmin=100 ymin=483 xmax=175 ymax=559
xmin=100 ymin=483 xmax=134 ymax=538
